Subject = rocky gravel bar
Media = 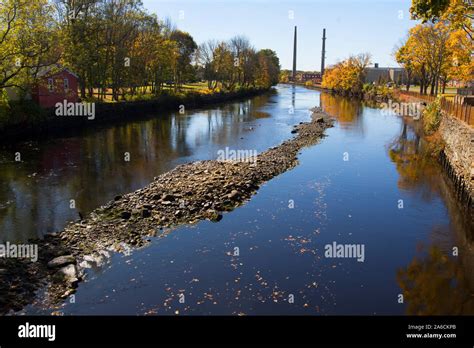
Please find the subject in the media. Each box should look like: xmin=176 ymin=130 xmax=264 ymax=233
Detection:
xmin=0 ymin=107 xmax=333 ymax=314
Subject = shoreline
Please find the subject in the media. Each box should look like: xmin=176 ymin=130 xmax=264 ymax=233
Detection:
xmin=396 ymin=93 xmax=474 ymax=214
xmin=0 ymin=87 xmax=272 ymax=144
xmin=0 ymin=106 xmax=334 ymax=314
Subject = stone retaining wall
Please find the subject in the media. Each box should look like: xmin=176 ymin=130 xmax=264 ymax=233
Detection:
xmin=438 ymin=113 xmax=474 ymax=212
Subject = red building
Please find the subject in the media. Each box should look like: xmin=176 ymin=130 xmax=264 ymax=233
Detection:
xmin=32 ymin=66 xmax=79 ymax=108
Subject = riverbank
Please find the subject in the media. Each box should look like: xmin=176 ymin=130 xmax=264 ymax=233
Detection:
xmin=438 ymin=114 xmax=474 ymax=213
xmin=0 ymin=87 xmax=272 ymax=144
xmin=0 ymin=106 xmax=333 ymax=314
xmin=397 ymin=92 xmax=473 ymax=213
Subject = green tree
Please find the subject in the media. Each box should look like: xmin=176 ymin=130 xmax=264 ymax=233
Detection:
xmin=0 ymin=0 xmax=58 ymax=91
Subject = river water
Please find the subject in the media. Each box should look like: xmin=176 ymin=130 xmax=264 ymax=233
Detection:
xmin=1 ymin=85 xmax=472 ymax=315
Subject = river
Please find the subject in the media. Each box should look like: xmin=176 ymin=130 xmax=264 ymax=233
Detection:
xmin=1 ymin=85 xmax=472 ymax=315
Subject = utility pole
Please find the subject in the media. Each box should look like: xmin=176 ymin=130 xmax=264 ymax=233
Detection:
xmin=321 ymin=28 xmax=326 ymax=77
xmin=292 ymin=26 xmax=297 ymax=82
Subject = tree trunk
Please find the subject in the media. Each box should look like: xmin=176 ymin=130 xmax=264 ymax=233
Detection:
xmin=430 ymin=76 xmax=435 ymax=96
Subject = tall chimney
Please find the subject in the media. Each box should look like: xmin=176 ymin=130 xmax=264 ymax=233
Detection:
xmin=321 ymin=28 xmax=326 ymax=77
xmin=292 ymin=26 xmax=297 ymax=82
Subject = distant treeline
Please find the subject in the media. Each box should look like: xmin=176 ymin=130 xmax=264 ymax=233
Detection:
xmin=0 ymin=0 xmax=280 ymax=103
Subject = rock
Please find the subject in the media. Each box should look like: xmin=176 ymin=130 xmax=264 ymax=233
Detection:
xmin=61 ymin=288 xmax=76 ymax=299
xmin=55 ymin=264 xmax=79 ymax=286
xmin=161 ymin=194 xmax=175 ymax=202
xmin=79 ymin=260 xmax=92 ymax=269
xmin=120 ymin=211 xmax=132 ymax=220
xmin=227 ymin=190 xmax=239 ymax=200
xmin=20 ymin=107 xmax=333 ymax=309
xmin=47 ymin=255 xmax=76 ymax=269
xmin=212 ymin=213 xmax=223 ymax=222
xmin=82 ymin=253 xmax=105 ymax=267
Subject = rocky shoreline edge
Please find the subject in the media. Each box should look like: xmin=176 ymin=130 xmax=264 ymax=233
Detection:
xmin=0 ymin=107 xmax=334 ymax=314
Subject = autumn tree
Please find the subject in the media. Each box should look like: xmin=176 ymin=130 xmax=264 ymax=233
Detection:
xmin=396 ymin=21 xmax=473 ymax=94
xmin=410 ymin=0 xmax=473 ymax=40
xmin=321 ymin=53 xmax=371 ymax=96
xmin=196 ymin=37 xmax=279 ymax=91
xmin=0 ymin=0 xmax=58 ymax=92
xmin=255 ymin=49 xmax=280 ymax=88
xmin=169 ymin=30 xmax=197 ymax=91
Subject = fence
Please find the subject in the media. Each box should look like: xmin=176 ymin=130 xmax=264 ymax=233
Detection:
xmin=397 ymin=90 xmax=437 ymax=103
xmin=440 ymin=97 xmax=473 ymax=126
xmin=397 ymin=90 xmax=473 ymax=126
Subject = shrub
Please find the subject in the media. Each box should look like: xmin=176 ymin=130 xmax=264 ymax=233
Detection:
xmin=0 ymin=90 xmax=47 ymax=130
xmin=0 ymin=90 xmax=10 ymax=129
xmin=422 ymin=97 xmax=442 ymax=135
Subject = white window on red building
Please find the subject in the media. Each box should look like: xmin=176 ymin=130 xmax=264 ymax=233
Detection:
xmin=48 ymin=78 xmax=54 ymax=92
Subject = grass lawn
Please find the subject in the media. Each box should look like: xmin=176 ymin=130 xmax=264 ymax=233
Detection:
xmin=83 ymin=82 xmax=212 ymax=103
xmin=400 ymin=85 xmax=458 ymax=95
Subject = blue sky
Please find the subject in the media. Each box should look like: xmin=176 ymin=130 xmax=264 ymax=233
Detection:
xmin=142 ymin=0 xmax=416 ymax=71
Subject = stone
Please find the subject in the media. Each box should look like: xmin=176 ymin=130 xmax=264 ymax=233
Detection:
xmin=55 ymin=264 xmax=79 ymax=286
xmin=114 ymin=195 xmax=122 ymax=201
xmin=120 ymin=211 xmax=132 ymax=220
xmin=161 ymin=194 xmax=175 ymax=201
xmin=47 ymin=255 xmax=76 ymax=269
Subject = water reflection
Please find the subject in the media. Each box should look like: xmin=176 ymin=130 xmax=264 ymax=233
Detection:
xmin=0 ymin=87 xmax=311 ymax=242
xmin=388 ymin=116 xmax=474 ymax=315
xmin=320 ymin=92 xmax=363 ymax=126
xmin=315 ymin=92 xmax=473 ymax=315
xmin=397 ymin=245 xmax=474 ymax=315
xmin=388 ymin=122 xmax=441 ymax=194
xmin=2 ymin=85 xmax=473 ymax=315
